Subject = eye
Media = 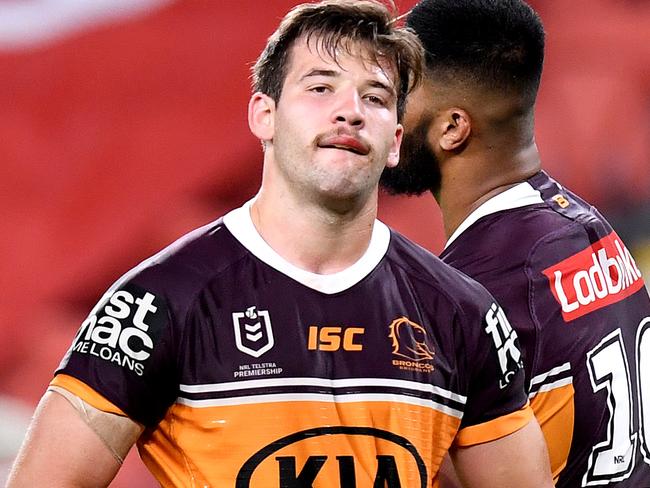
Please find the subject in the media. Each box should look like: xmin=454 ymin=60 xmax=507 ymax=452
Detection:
xmin=364 ymin=94 xmax=386 ymax=106
xmin=309 ymin=85 xmax=330 ymax=94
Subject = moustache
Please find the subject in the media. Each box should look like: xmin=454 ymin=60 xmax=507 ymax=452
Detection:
xmin=315 ymin=130 xmax=370 ymax=156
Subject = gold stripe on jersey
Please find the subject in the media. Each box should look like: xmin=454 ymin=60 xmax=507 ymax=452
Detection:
xmin=51 ymin=374 xmax=127 ymax=416
xmin=530 ymin=383 xmax=575 ymax=482
xmin=454 ymin=403 xmax=534 ymax=447
xmin=138 ymin=400 xmax=461 ymax=487
xmin=49 ymin=375 xmax=535 ymax=486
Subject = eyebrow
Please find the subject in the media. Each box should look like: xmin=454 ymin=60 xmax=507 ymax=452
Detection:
xmin=299 ymin=68 xmax=339 ymax=81
xmin=367 ymin=79 xmax=396 ymax=97
xmin=300 ymin=68 xmax=396 ymax=97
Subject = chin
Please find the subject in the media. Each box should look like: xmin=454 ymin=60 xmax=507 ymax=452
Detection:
xmin=318 ymin=182 xmax=375 ymax=208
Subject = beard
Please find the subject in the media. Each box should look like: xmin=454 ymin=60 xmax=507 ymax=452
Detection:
xmin=380 ymin=117 xmax=441 ymax=197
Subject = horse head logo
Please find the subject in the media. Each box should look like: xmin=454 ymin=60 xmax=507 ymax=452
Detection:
xmin=388 ymin=317 xmax=434 ymax=361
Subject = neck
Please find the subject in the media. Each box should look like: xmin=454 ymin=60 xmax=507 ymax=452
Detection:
xmin=251 ymin=184 xmax=378 ymax=275
xmin=437 ymin=141 xmax=541 ymax=239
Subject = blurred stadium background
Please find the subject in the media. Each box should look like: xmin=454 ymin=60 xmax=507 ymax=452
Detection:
xmin=1 ymin=0 xmax=648 ymax=485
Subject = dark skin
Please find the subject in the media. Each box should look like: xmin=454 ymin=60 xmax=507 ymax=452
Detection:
xmin=400 ymin=76 xmax=542 ymax=238
xmin=395 ymin=77 xmax=547 ymax=488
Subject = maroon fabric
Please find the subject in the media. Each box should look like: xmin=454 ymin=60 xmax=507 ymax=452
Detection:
xmin=442 ymin=171 xmax=650 ymax=487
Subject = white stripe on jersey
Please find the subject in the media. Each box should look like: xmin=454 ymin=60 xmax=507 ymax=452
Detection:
xmin=529 ymin=362 xmax=571 ymax=389
xmin=528 ymin=377 xmax=574 ymax=399
xmin=528 ymin=362 xmax=573 ymax=399
xmin=176 ymin=392 xmax=464 ymax=418
xmin=180 ymin=377 xmax=467 ymax=404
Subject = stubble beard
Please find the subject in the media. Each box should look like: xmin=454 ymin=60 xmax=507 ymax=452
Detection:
xmin=311 ymin=149 xmax=382 ymax=214
xmin=380 ymin=117 xmax=442 ymax=197
xmin=272 ymin=113 xmax=383 ymax=213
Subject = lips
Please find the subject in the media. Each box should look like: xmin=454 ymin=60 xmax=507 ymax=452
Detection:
xmin=317 ymin=134 xmax=370 ymax=156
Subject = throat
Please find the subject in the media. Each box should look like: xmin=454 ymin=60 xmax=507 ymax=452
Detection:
xmin=250 ymin=197 xmax=376 ymax=274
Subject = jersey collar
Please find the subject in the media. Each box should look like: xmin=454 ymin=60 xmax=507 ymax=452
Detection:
xmin=223 ymin=199 xmax=391 ymax=294
xmin=444 ymin=182 xmax=544 ymax=250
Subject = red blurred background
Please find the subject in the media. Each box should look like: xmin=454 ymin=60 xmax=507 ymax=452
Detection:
xmin=1 ymin=1 xmax=649 ymax=485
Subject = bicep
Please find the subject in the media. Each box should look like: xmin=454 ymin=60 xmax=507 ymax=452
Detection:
xmin=450 ymin=419 xmax=554 ymax=488
xmin=6 ymin=390 xmax=141 ymax=488
xmin=530 ymin=382 xmax=574 ymax=482
xmin=438 ymin=453 xmax=463 ymax=488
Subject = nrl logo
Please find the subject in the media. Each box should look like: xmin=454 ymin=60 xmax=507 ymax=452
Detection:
xmin=232 ymin=306 xmax=275 ymax=358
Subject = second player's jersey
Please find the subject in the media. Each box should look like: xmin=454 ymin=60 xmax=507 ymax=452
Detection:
xmin=53 ymin=201 xmax=530 ymax=487
xmin=441 ymin=171 xmax=650 ymax=487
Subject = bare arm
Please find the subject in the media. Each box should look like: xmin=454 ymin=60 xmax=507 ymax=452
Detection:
xmin=438 ymin=453 xmax=463 ymax=488
xmin=6 ymin=390 xmax=142 ymax=488
xmin=450 ymin=418 xmax=554 ymax=488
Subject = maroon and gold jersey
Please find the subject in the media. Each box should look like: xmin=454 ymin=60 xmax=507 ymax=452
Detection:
xmin=54 ymin=201 xmax=531 ymax=487
xmin=441 ymin=171 xmax=650 ymax=487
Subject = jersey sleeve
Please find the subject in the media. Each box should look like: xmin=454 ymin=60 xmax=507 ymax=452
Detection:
xmin=53 ymin=278 xmax=180 ymax=427
xmin=454 ymin=294 xmax=531 ymax=446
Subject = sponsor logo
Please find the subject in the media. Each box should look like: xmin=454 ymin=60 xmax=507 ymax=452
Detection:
xmin=388 ymin=317 xmax=434 ymax=373
xmin=233 ymin=306 xmax=274 ymax=358
xmin=236 ymin=426 xmax=427 ymax=488
xmin=543 ymin=232 xmax=644 ymax=322
xmin=71 ymin=285 xmax=164 ymax=376
xmin=484 ymin=303 xmax=523 ymax=389
xmin=307 ymin=326 xmax=364 ymax=352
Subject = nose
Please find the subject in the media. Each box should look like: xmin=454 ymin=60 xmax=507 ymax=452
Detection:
xmin=332 ymin=87 xmax=364 ymax=128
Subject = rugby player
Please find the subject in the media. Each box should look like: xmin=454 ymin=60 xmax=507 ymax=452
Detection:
xmin=381 ymin=0 xmax=650 ymax=486
xmin=8 ymin=1 xmax=553 ymax=486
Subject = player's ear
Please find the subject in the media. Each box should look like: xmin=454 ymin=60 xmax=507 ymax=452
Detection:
xmin=438 ymin=108 xmax=471 ymax=151
xmin=386 ymin=123 xmax=404 ymax=168
xmin=248 ymin=92 xmax=275 ymax=142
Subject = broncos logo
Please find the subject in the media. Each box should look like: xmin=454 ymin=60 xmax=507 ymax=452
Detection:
xmin=388 ymin=317 xmax=434 ymax=361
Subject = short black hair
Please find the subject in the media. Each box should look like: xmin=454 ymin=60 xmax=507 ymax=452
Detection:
xmin=252 ymin=0 xmax=424 ymax=121
xmin=407 ymin=0 xmax=545 ymax=105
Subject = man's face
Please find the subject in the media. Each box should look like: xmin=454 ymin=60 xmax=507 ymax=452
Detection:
xmin=380 ymin=83 xmax=442 ymax=197
xmin=267 ymin=36 xmax=403 ymax=203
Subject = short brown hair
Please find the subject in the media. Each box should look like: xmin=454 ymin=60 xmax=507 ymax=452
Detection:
xmin=252 ymin=0 xmax=423 ymax=121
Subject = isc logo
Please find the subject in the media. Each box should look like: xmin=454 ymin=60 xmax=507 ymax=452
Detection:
xmin=307 ymin=326 xmax=364 ymax=351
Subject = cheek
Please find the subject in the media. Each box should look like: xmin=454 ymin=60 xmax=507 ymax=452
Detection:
xmin=375 ymin=121 xmax=401 ymax=151
xmin=369 ymin=108 xmax=398 ymax=128
xmin=275 ymin=111 xmax=310 ymax=144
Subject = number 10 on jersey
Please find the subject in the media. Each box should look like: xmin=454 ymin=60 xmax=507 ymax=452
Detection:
xmin=584 ymin=317 xmax=650 ymax=486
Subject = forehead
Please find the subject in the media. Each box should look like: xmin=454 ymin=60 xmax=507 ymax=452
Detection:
xmin=285 ymin=35 xmax=397 ymax=86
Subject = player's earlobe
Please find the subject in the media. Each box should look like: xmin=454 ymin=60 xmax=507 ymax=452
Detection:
xmin=248 ymin=92 xmax=275 ymax=142
xmin=439 ymin=108 xmax=471 ymax=151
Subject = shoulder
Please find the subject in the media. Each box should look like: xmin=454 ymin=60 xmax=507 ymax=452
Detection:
xmin=449 ymin=205 xmax=572 ymax=260
xmin=96 ymin=216 xmax=248 ymax=320
xmin=527 ymin=170 xmax=614 ymax=244
xmin=386 ymin=228 xmax=496 ymax=315
xmin=516 ymin=173 xmax=617 ymax=270
xmin=443 ymin=176 xmax=613 ymax=273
